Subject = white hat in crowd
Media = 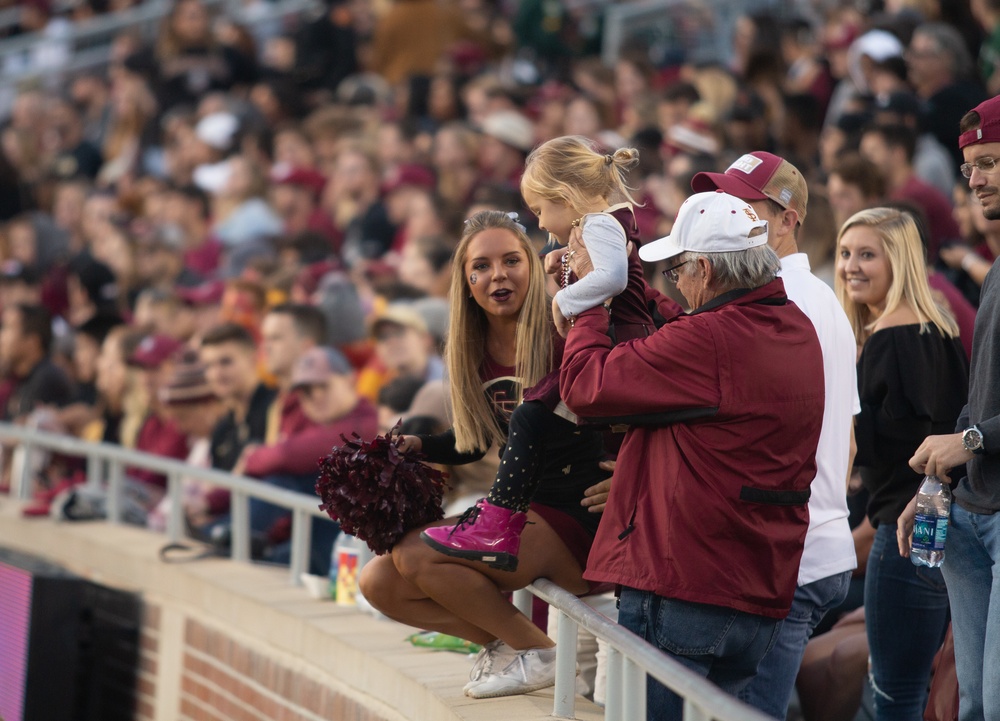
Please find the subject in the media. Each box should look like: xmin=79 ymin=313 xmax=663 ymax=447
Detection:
xmin=639 ymin=190 xmax=769 ymax=264
xmin=480 ymin=110 xmax=535 ymax=153
xmin=195 ymin=111 xmax=239 ymax=151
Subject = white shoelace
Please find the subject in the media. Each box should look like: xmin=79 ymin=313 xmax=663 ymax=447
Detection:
xmin=468 ymin=640 xmax=518 ymax=682
xmin=468 ymin=644 xmax=493 ymax=682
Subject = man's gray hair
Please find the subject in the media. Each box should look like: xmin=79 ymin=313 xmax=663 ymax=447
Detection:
xmin=915 ymin=23 xmax=973 ymax=80
xmin=680 ymin=243 xmax=780 ymax=292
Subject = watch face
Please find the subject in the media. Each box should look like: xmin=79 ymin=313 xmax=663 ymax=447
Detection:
xmin=965 ymin=428 xmax=983 ymax=450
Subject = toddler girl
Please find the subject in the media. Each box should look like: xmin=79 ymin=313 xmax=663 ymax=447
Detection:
xmin=422 ymin=135 xmax=654 ymax=570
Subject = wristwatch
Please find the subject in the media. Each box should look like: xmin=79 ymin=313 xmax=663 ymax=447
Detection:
xmin=963 ymin=425 xmax=986 ymax=454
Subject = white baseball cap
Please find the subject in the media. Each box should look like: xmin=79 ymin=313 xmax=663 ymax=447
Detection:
xmin=639 ymin=191 xmax=769 ymax=263
xmin=195 ymin=111 xmax=239 ymax=151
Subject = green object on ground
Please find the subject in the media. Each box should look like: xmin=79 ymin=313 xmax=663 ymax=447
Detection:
xmin=407 ymin=631 xmax=483 ymax=654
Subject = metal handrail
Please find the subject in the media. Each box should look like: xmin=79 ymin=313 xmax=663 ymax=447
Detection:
xmin=0 ymin=0 xmax=320 ymax=119
xmin=0 ymin=0 xmax=231 ymax=63
xmin=601 ymin=0 xmax=791 ymax=68
xmin=0 ymin=422 xmax=774 ymax=721
xmin=0 ymin=423 xmax=331 ymax=583
xmin=516 ymin=581 xmax=775 ymax=721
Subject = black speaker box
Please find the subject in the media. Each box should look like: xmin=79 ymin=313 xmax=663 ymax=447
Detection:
xmin=0 ymin=547 xmax=142 ymax=721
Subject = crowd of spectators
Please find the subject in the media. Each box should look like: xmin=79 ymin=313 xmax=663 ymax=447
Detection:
xmin=2 ymin=0 xmax=999 ymax=718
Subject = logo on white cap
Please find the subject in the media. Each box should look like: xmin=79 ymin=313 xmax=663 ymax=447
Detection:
xmin=729 ymin=154 xmax=764 ymax=175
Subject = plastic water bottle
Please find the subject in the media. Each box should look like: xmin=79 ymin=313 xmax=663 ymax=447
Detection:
xmin=911 ymin=475 xmax=951 ymax=568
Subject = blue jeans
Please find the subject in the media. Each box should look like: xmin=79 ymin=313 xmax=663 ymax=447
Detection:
xmin=865 ymin=523 xmax=950 ymax=721
xmin=249 ymin=472 xmax=340 ymax=576
xmin=939 ymin=503 xmax=1000 ymax=721
xmin=739 ymin=570 xmax=852 ymax=718
xmin=617 ymin=587 xmax=782 ymax=721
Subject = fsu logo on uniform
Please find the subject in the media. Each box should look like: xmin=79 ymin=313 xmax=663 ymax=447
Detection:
xmin=483 ymin=376 xmax=519 ymax=420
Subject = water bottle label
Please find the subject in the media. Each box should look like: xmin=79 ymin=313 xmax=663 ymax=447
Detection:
xmin=913 ymin=514 xmax=947 ymax=551
xmin=336 ymin=548 xmax=360 ymax=605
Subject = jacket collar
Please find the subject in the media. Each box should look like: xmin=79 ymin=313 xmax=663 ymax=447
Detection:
xmin=688 ymin=278 xmax=788 ymax=316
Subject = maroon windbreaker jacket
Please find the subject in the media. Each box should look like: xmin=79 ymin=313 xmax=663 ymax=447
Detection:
xmin=560 ymin=279 xmax=824 ymax=618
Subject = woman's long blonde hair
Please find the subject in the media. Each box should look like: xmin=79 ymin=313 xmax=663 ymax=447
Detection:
xmin=835 ymin=207 xmax=959 ymax=345
xmin=520 ymin=135 xmax=640 ymax=217
xmin=446 ymin=211 xmax=551 ymax=453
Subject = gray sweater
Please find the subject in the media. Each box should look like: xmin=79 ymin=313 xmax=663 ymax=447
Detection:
xmin=956 ymin=263 xmax=1000 ymax=513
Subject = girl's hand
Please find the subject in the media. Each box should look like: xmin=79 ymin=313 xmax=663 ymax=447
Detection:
xmin=552 ymin=297 xmax=572 ymax=337
xmin=397 ymin=435 xmax=423 ymax=453
xmin=544 ymin=248 xmax=567 ymax=275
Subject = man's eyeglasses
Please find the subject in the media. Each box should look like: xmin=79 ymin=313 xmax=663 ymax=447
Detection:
xmin=960 ymin=156 xmax=999 ymax=179
xmin=661 ymin=259 xmax=690 ymax=283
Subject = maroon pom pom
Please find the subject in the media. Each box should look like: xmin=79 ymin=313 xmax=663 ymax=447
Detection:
xmin=315 ymin=423 xmax=447 ymax=555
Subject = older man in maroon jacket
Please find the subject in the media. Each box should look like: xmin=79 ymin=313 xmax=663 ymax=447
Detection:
xmin=560 ymin=191 xmax=825 ymax=720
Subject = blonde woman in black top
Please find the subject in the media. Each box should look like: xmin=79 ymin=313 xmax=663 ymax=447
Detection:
xmin=836 ymin=207 xmax=968 ymax=721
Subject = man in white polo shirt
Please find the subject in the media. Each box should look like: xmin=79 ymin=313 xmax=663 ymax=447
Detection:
xmin=692 ymin=152 xmax=859 ymax=719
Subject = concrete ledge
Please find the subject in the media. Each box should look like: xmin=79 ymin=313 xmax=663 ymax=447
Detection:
xmin=0 ymin=498 xmax=604 ymax=721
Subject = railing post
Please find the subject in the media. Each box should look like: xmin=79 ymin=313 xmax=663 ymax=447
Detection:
xmin=166 ymin=471 xmax=183 ymax=543
xmin=85 ymin=453 xmax=102 ymax=488
xmin=605 ymin=646 xmax=623 ymax=721
xmin=230 ymin=491 xmax=251 ymax=562
xmin=552 ymin=608 xmax=578 ymax=719
xmin=512 ymin=587 xmax=533 ymax=617
xmin=288 ymin=508 xmax=311 ymax=585
xmin=16 ymin=440 xmax=34 ymax=500
xmin=623 ymin=656 xmax=646 ymax=721
xmin=683 ymin=698 xmax=711 ymax=721
xmin=106 ymin=459 xmax=123 ymax=524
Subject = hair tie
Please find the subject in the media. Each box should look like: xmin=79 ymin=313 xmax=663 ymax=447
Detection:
xmin=505 ymin=211 xmax=527 ymax=233
xmin=605 ymin=154 xmax=614 ymax=165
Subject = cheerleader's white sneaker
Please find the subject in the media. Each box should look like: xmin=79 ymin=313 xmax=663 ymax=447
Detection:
xmin=466 ymin=645 xmax=557 ymax=699
xmin=463 ymin=640 xmax=518 ymax=695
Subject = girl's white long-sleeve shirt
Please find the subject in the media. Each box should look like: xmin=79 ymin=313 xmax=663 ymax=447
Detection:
xmin=553 ymin=213 xmax=629 ymax=318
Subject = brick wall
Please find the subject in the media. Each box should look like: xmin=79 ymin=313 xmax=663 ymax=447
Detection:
xmin=179 ymin=619 xmax=386 ymax=721
xmin=136 ymin=603 xmax=160 ymax=721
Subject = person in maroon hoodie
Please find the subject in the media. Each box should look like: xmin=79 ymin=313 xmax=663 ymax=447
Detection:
xmin=237 ymin=346 xmax=377 ymax=574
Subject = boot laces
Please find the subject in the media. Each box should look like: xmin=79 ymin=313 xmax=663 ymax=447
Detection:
xmin=447 ymin=504 xmax=482 ymax=537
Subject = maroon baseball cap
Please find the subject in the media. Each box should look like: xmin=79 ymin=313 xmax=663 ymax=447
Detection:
xmin=381 ymin=164 xmax=436 ymax=195
xmin=128 ymin=334 xmax=184 ymax=369
xmin=270 ymin=165 xmax=327 ymax=197
xmin=959 ymin=96 xmax=1000 ymax=149
xmin=177 ymin=280 xmax=225 ymax=307
xmin=691 ymin=151 xmax=809 ymax=222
